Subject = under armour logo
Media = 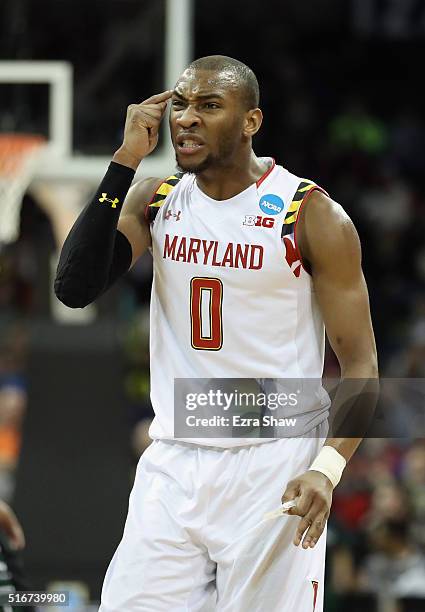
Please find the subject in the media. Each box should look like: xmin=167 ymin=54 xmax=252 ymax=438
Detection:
xmin=99 ymin=193 xmax=119 ymax=208
xmin=165 ymin=210 xmax=181 ymax=221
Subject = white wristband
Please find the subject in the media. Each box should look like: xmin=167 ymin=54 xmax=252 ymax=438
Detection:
xmin=309 ymin=445 xmax=347 ymax=488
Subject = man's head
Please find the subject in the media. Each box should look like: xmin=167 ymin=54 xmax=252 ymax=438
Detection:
xmin=170 ymin=55 xmax=262 ymax=174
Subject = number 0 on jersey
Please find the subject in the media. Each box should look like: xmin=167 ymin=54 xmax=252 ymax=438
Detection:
xmin=190 ymin=277 xmax=223 ymax=350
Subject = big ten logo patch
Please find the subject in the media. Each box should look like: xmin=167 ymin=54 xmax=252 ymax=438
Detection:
xmin=243 ymin=215 xmax=275 ymax=228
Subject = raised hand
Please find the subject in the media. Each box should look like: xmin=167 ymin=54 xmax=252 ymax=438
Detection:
xmin=114 ymin=90 xmax=173 ymax=169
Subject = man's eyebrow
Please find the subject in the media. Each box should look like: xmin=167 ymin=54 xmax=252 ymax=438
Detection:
xmin=172 ymin=91 xmax=226 ymax=101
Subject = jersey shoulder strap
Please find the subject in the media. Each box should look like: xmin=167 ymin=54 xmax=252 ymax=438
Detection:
xmin=281 ymin=179 xmax=328 ymax=237
xmin=145 ymin=172 xmax=184 ymax=223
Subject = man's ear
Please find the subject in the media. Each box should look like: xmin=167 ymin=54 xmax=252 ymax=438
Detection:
xmin=243 ymin=108 xmax=263 ymax=138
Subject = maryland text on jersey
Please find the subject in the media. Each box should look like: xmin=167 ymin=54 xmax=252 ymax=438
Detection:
xmin=163 ymin=234 xmax=264 ymax=270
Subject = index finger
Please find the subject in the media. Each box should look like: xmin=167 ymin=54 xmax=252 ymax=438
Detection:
xmin=287 ymin=489 xmax=314 ymax=517
xmin=141 ymin=90 xmax=174 ymax=105
xmin=281 ymin=480 xmax=300 ymax=504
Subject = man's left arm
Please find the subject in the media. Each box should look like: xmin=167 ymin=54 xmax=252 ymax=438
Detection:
xmin=281 ymin=190 xmax=379 ymax=549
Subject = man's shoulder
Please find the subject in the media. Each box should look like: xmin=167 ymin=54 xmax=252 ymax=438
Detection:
xmin=121 ymin=176 xmax=165 ymax=222
xmin=131 ymin=176 xmax=165 ymax=203
xmin=132 ymin=172 xmax=186 ymax=205
xmin=303 ymin=189 xmax=352 ymax=233
xmin=142 ymin=172 xmax=186 ymax=223
xmin=299 ymin=189 xmax=361 ymax=274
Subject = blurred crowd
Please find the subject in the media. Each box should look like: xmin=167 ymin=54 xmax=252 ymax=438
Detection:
xmin=327 ymin=440 xmax=425 ymax=610
xmin=0 ymin=0 xmax=424 ymax=608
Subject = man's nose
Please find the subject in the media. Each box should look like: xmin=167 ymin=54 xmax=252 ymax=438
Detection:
xmin=176 ymin=106 xmax=201 ymax=128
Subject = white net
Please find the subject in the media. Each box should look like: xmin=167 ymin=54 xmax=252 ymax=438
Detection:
xmin=0 ymin=134 xmax=47 ymax=244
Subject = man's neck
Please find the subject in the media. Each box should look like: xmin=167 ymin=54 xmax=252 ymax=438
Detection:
xmin=195 ymin=153 xmax=270 ymax=201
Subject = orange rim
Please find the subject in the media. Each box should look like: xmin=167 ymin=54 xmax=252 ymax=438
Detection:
xmin=0 ymin=134 xmax=46 ymax=176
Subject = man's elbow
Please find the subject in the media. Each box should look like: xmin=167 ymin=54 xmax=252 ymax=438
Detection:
xmin=368 ymin=348 xmax=379 ymax=379
xmin=370 ymin=361 xmax=379 ymax=379
xmin=340 ymin=353 xmax=379 ymax=379
xmin=54 ymin=277 xmax=97 ymax=309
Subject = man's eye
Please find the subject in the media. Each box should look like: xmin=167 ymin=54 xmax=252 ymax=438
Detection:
xmin=204 ymin=102 xmax=219 ymax=109
xmin=172 ymin=100 xmax=185 ymax=108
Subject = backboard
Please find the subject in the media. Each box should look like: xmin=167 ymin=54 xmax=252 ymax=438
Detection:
xmin=0 ymin=0 xmax=193 ymax=183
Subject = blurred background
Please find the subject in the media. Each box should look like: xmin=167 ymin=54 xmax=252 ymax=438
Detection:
xmin=0 ymin=0 xmax=424 ymax=610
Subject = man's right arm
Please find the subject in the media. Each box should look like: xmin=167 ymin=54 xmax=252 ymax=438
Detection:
xmin=117 ymin=176 xmax=162 ymax=267
xmin=53 ymin=173 xmax=161 ymax=308
xmin=54 ymin=89 xmax=172 ymax=308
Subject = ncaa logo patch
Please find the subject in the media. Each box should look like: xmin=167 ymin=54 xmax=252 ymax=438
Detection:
xmin=259 ymin=194 xmax=284 ymax=215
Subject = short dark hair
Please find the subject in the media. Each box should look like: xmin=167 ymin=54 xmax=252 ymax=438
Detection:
xmin=187 ymin=55 xmax=260 ymax=110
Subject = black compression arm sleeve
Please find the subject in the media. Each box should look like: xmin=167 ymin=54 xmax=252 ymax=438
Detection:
xmin=54 ymin=162 xmax=135 ymax=308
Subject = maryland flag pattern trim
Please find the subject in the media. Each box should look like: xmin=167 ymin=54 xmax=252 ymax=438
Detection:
xmin=281 ymin=180 xmax=322 ymax=238
xmin=146 ymin=172 xmax=184 ymax=223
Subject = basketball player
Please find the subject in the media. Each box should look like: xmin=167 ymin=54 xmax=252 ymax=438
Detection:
xmin=0 ymin=500 xmax=36 ymax=612
xmin=54 ymin=56 xmax=378 ymax=611
xmin=0 ymin=500 xmax=24 ymax=551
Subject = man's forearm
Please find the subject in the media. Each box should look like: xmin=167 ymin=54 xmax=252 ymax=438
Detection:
xmin=321 ymin=437 xmax=362 ymax=463
xmin=307 ymin=360 xmax=379 ymax=488
xmin=328 ymin=359 xmax=379 ymax=441
xmin=311 ymin=362 xmax=379 ymax=487
xmin=112 ymin=145 xmax=143 ymax=171
xmin=54 ymin=161 xmax=134 ymax=308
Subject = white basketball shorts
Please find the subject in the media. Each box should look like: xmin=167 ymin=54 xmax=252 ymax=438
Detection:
xmin=99 ymin=427 xmax=327 ymax=612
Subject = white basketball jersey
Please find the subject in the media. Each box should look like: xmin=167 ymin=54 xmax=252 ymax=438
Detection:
xmin=146 ymin=159 xmax=330 ymax=447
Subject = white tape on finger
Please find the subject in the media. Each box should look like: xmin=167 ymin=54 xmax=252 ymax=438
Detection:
xmin=263 ymin=499 xmax=297 ymax=520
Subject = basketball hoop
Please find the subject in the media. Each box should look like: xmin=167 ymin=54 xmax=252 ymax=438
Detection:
xmin=0 ymin=133 xmax=47 ymax=244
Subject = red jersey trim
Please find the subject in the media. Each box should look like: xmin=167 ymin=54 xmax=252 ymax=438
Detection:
xmin=143 ymin=200 xmax=151 ymax=222
xmin=256 ymin=158 xmax=276 ymax=188
xmin=312 ymin=580 xmax=319 ymax=611
xmin=293 ymin=186 xmax=329 ymax=276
